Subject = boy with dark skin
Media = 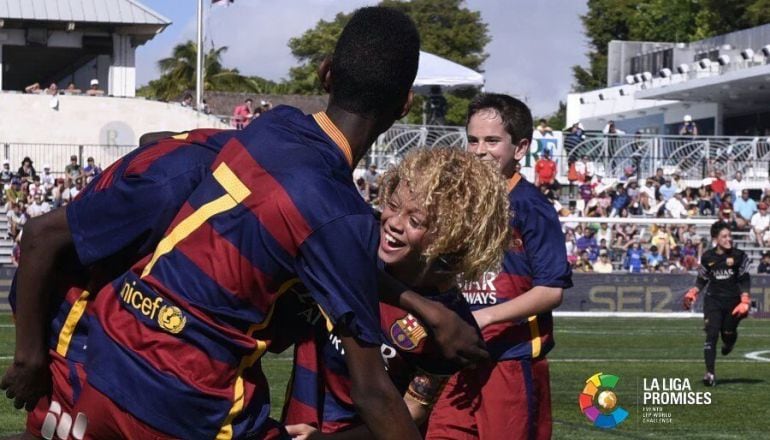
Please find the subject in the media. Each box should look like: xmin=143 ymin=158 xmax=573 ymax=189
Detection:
xmin=3 ymin=8 xmax=485 ymax=439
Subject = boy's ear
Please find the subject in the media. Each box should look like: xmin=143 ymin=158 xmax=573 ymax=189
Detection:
xmin=513 ymin=138 xmax=530 ymax=161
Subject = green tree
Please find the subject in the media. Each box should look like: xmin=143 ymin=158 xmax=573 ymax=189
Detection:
xmin=286 ymin=0 xmax=489 ymax=95
xmin=140 ymin=41 xmax=250 ymax=101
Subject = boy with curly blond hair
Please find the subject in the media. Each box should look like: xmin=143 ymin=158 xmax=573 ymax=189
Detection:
xmin=284 ymin=147 xmax=511 ymax=437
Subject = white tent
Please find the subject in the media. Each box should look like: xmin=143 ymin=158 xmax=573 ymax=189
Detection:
xmin=413 ymin=50 xmax=484 ymax=91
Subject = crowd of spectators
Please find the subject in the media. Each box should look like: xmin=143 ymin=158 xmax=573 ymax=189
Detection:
xmin=25 ymin=79 xmax=104 ymax=97
xmin=534 ymin=160 xmax=770 ymax=274
xmin=4 ymin=155 xmax=102 ymax=264
xmin=231 ymin=98 xmax=273 ymax=129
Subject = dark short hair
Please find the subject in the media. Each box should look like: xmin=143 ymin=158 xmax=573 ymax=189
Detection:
xmin=467 ymin=93 xmax=533 ymax=144
xmin=330 ymin=7 xmax=420 ymax=117
xmin=245 ymin=98 xmax=253 ymax=103
xmin=711 ymin=220 xmax=731 ymax=238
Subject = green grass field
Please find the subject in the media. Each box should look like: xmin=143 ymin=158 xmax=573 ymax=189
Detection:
xmin=0 ymin=316 xmax=768 ymax=438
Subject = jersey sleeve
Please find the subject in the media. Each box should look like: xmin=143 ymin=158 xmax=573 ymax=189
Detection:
xmin=67 ymin=167 xmax=202 ymax=267
xmin=295 ymin=214 xmax=383 ymax=346
xmin=737 ymin=252 xmax=751 ymax=293
xmin=695 ymin=255 xmax=710 ymax=291
xmin=519 ymin=199 xmax=573 ymax=288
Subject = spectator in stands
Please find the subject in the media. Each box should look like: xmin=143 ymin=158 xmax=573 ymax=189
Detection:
xmin=727 ymin=171 xmax=745 ymax=200
xmin=86 ymin=79 xmax=104 ymax=96
xmin=597 ymin=222 xmax=612 ymax=245
xmin=200 ymin=99 xmax=211 ymax=115
xmin=24 ymin=82 xmax=42 ymax=94
xmin=576 ymin=225 xmax=599 ymax=259
xmin=578 ymin=175 xmax=594 ymax=211
xmin=602 ymin=120 xmax=625 ymax=135
xmin=6 ymin=202 xmax=26 ymax=240
xmin=17 ymin=157 xmax=36 ymax=182
xmin=27 ymin=176 xmax=41 ymax=200
xmin=363 ymin=164 xmax=380 ymax=202
xmin=1 ymin=160 xmax=14 ymax=189
xmin=82 ymin=157 xmax=102 ymax=183
xmin=63 ymin=82 xmax=81 ymax=95
xmin=4 ymin=178 xmax=22 ymax=209
xmin=574 ymin=250 xmax=593 ymax=272
xmin=646 ymin=245 xmax=665 ymax=270
xmin=425 ymin=86 xmax=448 ymax=125
xmin=698 ymin=185 xmax=714 ymax=215
xmin=672 ymin=172 xmax=686 ymax=192
xmin=594 ymin=249 xmax=613 ymax=273
xmin=260 ymin=100 xmax=273 ymax=112
xmin=534 ymin=150 xmax=557 ymax=188
xmin=640 ymin=178 xmax=656 ymax=201
xmin=681 ymin=238 xmax=700 ymax=270
xmin=652 ymin=168 xmax=666 ymax=186
xmin=665 ymin=191 xmax=688 ymax=218
xmin=575 ymin=156 xmax=594 ymax=182
xmin=734 ymin=188 xmax=757 ymax=230
xmin=659 ymin=177 xmax=678 ymax=201
xmin=678 ymin=114 xmax=698 ymax=136
xmin=51 ymin=178 xmax=66 ymax=208
xmin=11 ymin=230 xmax=21 ymax=267
xmin=65 ymin=155 xmax=81 ymax=184
xmin=710 ymin=170 xmax=727 ymax=203
xmin=564 ymin=122 xmax=585 ymax=152
xmin=533 ymin=118 xmax=553 ymax=139
xmin=719 ymin=203 xmax=739 ymax=231
xmin=757 ymin=251 xmax=770 ymax=274
xmin=40 ymin=165 xmax=55 ymax=196
xmin=560 ymin=207 xmax=579 ymax=231
xmin=232 ymin=98 xmax=254 ymax=129
xmin=181 ymin=93 xmax=193 ymax=108
xmin=651 ymin=224 xmax=677 ymax=260
xmin=750 ymin=202 xmax=770 ymax=247
xmin=626 ymin=179 xmax=639 ymax=198
xmin=624 ymin=239 xmax=644 ymax=273
xmin=610 ymin=184 xmax=630 ymax=217
xmin=26 ymin=194 xmax=51 ymax=218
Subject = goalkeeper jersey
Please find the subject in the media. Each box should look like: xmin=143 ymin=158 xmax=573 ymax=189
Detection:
xmin=696 ymin=247 xmax=750 ymax=299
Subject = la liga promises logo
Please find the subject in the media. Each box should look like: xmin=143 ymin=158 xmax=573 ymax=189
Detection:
xmin=579 ymin=372 xmax=629 ymax=429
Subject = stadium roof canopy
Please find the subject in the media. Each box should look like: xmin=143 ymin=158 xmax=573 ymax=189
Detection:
xmin=635 ymin=63 xmax=770 ymax=115
xmin=413 ymin=50 xmax=484 ymax=92
xmin=0 ymin=0 xmax=170 ymax=44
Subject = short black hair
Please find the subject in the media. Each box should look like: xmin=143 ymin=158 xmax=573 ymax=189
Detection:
xmin=330 ymin=7 xmax=420 ymax=117
xmin=711 ymin=220 xmax=731 ymax=238
xmin=467 ymin=93 xmax=533 ymax=144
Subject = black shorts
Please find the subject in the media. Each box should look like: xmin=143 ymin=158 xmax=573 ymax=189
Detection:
xmin=703 ymin=295 xmax=742 ymax=334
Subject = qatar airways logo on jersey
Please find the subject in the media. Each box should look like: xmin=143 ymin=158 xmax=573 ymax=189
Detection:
xmin=713 ymin=269 xmax=733 ymax=280
xmin=461 ymin=271 xmax=498 ymax=305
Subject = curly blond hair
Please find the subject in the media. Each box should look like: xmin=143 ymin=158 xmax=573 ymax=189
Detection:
xmin=379 ymin=148 xmax=510 ymax=282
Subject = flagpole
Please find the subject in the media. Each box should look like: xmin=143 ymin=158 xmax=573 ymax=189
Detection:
xmin=195 ymin=0 xmax=204 ymax=110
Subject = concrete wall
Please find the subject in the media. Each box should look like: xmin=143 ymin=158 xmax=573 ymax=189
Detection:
xmin=0 ymin=93 xmax=228 ymax=169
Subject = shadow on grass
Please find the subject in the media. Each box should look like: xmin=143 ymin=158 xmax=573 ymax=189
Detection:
xmin=715 ymin=378 xmax=764 ymax=385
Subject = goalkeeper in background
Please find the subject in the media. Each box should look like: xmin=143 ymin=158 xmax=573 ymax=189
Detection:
xmin=683 ymin=221 xmax=751 ymax=387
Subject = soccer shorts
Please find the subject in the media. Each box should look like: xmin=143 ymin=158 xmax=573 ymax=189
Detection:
xmin=426 ymin=357 xmax=552 ymax=440
xmin=703 ymin=295 xmax=743 ymax=335
xmin=26 ymin=350 xmax=87 ymax=439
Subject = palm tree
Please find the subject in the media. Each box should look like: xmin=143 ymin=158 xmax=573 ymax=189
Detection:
xmin=147 ymin=41 xmax=250 ymax=101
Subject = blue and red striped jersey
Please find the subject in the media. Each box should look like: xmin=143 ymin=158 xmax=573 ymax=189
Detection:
xmin=282 ymin=287 xmax=475 ymax=433
xmin=9 ymin=129 xmax=228 ymax=367
xmin=84 ymin=106 xmax=383 ymax=439
xmin=461 ymin=175 xmax=572 ymax=360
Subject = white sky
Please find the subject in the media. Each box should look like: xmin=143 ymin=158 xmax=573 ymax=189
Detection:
xmin=137 ymin=0 xmax=589 ymax=117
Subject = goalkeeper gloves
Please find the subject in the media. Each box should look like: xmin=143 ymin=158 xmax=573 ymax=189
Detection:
xmin=683 ymin=287 xmax=699 ymax=310
xmin=731 ymin=293 xmax=751 ymax=317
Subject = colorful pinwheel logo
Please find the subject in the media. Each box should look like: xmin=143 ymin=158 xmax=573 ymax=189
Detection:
xmin=579 ymin=372 xmax=629 ymax=429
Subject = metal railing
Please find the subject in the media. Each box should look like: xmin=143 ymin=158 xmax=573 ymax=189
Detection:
xmin=566 ymin=133 xmax=770 ymax=181
xmin=2 ymin=142 xmax=135 ymax=174
xmin=367 ymin=124 xmax=467 ymax=168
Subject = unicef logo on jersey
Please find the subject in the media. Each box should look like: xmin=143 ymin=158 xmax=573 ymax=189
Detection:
xmin=158 ymin=305 xmax=186 ymax=334
xmin=578 ymin=372 xmax=629 ymax=429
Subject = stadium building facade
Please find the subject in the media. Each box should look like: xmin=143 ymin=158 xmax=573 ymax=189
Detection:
xmin=567 ymin=24 xmax=770 ymax=137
